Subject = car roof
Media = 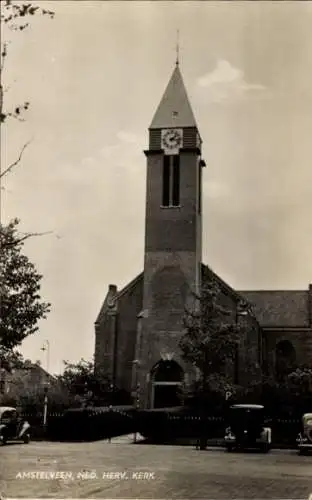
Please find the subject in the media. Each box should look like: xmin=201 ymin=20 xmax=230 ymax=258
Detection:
xmin=0 ymin=406 xmax=16 ymax=416
xmin=230 ymin=404 xmax=264 ymax=410
xmin=303 ymin=413 xmax=312 ymax=419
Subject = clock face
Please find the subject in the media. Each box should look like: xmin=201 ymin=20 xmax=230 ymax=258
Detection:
xmin=161 ymin=128 xmax=182 ymax=151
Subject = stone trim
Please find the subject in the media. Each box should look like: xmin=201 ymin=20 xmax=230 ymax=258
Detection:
xmin=116 ymin=271 xmax=143 ymax=300
xmin=144 ymin=149 xmax=163 ymax=156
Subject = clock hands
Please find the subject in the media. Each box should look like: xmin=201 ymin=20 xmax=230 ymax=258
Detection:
xmin=164 ymin=130 xmax=181 ymax=148
xmin=161 ymin=129 xmax=182 ymax=151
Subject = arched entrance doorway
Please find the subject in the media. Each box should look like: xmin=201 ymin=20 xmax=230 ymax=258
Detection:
xmin=275 ymin=340 xmax=296 ymax=381
xmin=150 ymin=360 xmax=184 ymax=408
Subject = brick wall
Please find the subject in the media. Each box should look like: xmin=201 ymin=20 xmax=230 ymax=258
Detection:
xmin=115 ymin=278 xmax=143 ymax=393
xmin=264 ymin=328 xmax=312 ymax=377
xmin=144 ymin=152 xmax=200 ymax=253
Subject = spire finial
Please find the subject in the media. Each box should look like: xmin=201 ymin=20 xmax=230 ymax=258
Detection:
xmin=176 ymin=29 xmax=180 ymax=66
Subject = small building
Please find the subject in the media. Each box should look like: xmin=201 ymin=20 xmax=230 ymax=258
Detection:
xmin=1 ymin=360 xmax=55 ymax=399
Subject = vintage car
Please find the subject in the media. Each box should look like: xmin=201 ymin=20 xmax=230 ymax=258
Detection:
xmin=224 ymin=404 xmax=271 ymax=452
xmin=296 ymin=413 xmax=312 ymax=454
xmin=0 ymin=406 xmax=31 ymax=445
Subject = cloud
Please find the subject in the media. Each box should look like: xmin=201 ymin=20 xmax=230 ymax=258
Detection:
xmin=204 ymin=179 xmax=231 ymax=199
xmin=196 ymin=60 xmax=266 ymax=102
xmin=116 ymin=131 xmax=140 ymax=144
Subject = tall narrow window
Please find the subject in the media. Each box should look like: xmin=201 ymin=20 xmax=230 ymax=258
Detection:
xmin=162 ymin=155 xmax=180 ymax=207
xmin=172 ymin=155 xmax=180 ymax=206
xmin=198 ymin=162 xmax=202 ymax=214
xmin=104 ymin=338 xmax=109 ymax=352
xmin=162 ymin=155 xmax=170 ymax=206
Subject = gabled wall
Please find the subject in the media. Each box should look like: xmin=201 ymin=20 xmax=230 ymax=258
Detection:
xmin=114 ymin=275 xmax=143 ymax=393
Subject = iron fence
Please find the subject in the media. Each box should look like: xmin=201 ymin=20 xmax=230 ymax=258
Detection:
xmin=18 ymin=405 xmax=304 ymax=447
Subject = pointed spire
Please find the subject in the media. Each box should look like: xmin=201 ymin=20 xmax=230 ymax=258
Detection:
xmin=150 ymin=64 xmax=198 ymax=129
xmin=176 ymin=29 xmax=180 ymax=66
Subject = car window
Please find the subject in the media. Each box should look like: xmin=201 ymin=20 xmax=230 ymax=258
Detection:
xmin=1 ymin=410 xmax=15 ymax=421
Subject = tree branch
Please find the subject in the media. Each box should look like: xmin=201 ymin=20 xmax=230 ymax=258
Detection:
xmin=1 ymin=42 xmax=8 ymax=72
xmin=0 ymin=139 xmax=32 ymax=178
xmin=0 ymin=230 xmax=54 ymax=248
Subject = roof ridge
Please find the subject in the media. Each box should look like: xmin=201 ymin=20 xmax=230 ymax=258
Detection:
xmin=116 ymin=271 xmax=144 ymax=300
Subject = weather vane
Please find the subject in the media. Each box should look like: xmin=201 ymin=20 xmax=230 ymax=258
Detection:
xmin=176 ymin=29 xmax=180 ymax=66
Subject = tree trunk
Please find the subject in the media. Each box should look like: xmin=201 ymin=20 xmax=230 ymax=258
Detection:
xmin=199 ymin=358 xmax=208 ymax=450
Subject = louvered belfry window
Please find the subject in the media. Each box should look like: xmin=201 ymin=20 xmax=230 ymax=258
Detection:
xmin=162 ymin=155 xmax=170 ymax=206
xmin=162 ymin=155 xmax=180 ymax=207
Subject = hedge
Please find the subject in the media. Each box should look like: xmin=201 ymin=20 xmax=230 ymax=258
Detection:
xmin=20 ymin=404 xmax=307 ymax=447
xmin=21 ymin=405 xmax=136 ymax=441
xmin=136 ymin=406 xmax=303 ymax=448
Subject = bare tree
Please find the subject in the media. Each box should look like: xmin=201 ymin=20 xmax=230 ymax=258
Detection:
xmin=0 ymin=1 xmax=54 ymax=243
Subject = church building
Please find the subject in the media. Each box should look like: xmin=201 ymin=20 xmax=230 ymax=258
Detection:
xmin=94 ymin=61 xmax=312 ymax=409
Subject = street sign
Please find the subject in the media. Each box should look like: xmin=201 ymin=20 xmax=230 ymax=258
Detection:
xmin=225 ymin=391 xmax=232 ymax=400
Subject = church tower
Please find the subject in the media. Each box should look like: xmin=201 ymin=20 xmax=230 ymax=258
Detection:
xmin=137 ymin=62 xmax=206 ymax=408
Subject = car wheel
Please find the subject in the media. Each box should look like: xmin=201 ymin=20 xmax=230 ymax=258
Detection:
xmin=0 ymin=435 xmax=7 ymax=445
xmin=23 ymin=434 xmax=30 ymax=444
xmin=226 ymin=445 xmax=233 ymax=452
xmin=298 ymin=449 xmax=306 ymax=456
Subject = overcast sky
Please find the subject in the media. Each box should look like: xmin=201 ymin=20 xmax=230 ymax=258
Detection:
xmin=1 ymin=1 xmax=312 ymax=374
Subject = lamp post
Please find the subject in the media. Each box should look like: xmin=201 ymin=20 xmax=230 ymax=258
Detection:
xmin=40 ymin=340 xmax=50 ymax=373
xmin=40 ymin=341 xmax=50 ymax=434
xmin=42 ymin=381 xmax=50 ymax=431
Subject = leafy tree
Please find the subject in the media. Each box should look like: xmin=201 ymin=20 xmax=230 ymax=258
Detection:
xmin=0 ymin=219 xmax=50 ymax=366
xmin=179 ymin=271 xmax=241 ymax=451
xmin=56 ymin=359 xmax=132 ymax=407
xmin=0 ymin=347 xmax=24 ymax=371
xmin=288 ymin=366 xmax=312 ymax=396
xmin=58 ymin=359 xmax=105 ymax=397
xmin=179 ymin=271 xmax=241 ymax=400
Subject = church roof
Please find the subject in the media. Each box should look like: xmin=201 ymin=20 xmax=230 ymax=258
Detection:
xmin=95 ymin=264 xmax=311 ymax=329
xmin=150 ymin=64 xmax=198 ymax=129
xmin=240 ymin=290 xmax=310 ymax=328
xmin=202 ymin=264 xmax=311 ymax=328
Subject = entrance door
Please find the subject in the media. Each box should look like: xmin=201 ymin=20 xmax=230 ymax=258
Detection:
xmin=150 ymin=360 xmax=184 ymax=409
xmin=153 ymin=383 xmax=181 ymax=408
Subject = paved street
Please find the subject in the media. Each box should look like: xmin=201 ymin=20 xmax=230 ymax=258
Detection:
xmin=0 ymin=435 xmax=311 ymax=499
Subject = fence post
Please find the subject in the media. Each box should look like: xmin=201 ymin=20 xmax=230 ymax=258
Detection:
xmin=42 ymin=385 xmax=49 ymax=438
xmin=134 ymin=382 xmax=140 ymax=443
xmin=108 ymin=405 xmax=112 ymax=443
